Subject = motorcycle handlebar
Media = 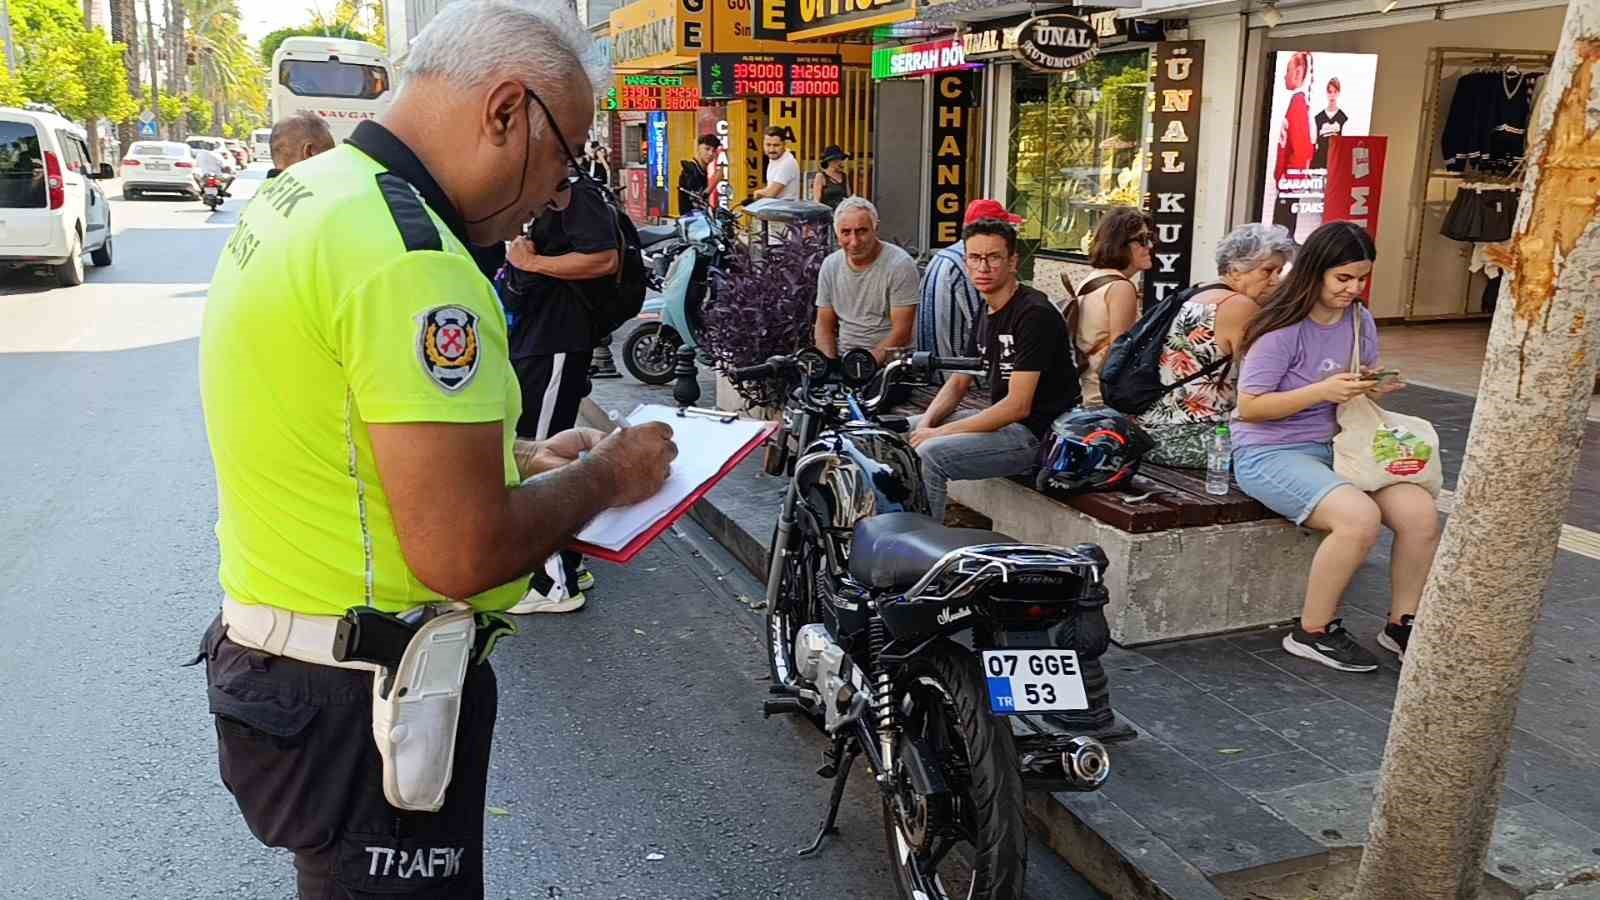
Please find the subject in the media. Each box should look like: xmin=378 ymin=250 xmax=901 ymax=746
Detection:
xmin=729 ymin=355 xmax=793 ymax=382
xmin=906 ymin=352 xmax=983 ymax=372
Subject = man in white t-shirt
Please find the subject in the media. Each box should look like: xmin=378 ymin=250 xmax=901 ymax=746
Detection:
xmin=753 ymin=127 xmax=800 ymax=201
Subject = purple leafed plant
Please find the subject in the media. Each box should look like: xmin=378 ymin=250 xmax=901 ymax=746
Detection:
xmin=703 ymin=223 xmax=830 ymax=409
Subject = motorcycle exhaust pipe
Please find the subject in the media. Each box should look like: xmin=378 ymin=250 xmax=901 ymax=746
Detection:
xmin=1060 ymin=736 xmax=1111 ymax=791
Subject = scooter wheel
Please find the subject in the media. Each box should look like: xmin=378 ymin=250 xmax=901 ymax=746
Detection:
xmin=622 ymin=323 xmax=679 ymax=386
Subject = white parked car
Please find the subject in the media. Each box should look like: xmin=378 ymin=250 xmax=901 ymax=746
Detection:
xmin=121 ymin=141 xmax=202 ymax=200
xmin=0 ymin=105 xmax=114 ymax=286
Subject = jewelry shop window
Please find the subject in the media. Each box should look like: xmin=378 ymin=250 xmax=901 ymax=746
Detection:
xmin=1006 ymin=50 xmax=1153 ymax=257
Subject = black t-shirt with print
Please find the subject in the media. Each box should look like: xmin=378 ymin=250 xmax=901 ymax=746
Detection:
xmin=972 ymin=284 xmax=1081 ymax=437
xmin=1312 ymin=109 xmax=1349 ymax=169
xmin=505 ymin=180 xmax=617 ymax=358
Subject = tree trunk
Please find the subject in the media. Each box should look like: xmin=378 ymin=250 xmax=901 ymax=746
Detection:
xmin=165 ymin=0 xmax=183 ymax=96
xmin=142 ymin=0 xmax=159 ymax=138
xmin=1353 ymin=3 xmax=1600 ymax=898
xmin=84 ymin=0 xmax=101 ymax=163
xmin=110 ymin=0 xmax=141 ymax=154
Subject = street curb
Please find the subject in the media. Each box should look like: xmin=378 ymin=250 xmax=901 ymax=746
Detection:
xmin=577 ymin=395 xmax=1212 ymax=900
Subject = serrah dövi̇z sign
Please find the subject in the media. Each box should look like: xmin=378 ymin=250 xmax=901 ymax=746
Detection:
xmin=1014 ymin=15 xmax=1098 ymax=73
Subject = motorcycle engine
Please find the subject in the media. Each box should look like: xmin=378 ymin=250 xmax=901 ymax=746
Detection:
xmin=794 ymin=624 xmax=855 ymax=733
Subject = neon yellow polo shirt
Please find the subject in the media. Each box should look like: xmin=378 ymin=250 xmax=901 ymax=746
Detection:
xmin=199 ymin=124 xmax=523 ymax=616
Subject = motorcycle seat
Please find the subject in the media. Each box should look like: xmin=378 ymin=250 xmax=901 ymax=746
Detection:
xmin=849 ymin=512 xmax=1014 ymax=590
xmin=637 ymin=223 xmax=678 ymax=247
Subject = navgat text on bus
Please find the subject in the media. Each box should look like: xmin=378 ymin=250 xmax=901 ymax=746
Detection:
xmin=271 ymin=36 xmax=394 ymax=142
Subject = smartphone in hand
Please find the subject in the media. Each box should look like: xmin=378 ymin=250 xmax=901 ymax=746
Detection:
xmin=1361 ymin=369 xmax=1401 ymax=386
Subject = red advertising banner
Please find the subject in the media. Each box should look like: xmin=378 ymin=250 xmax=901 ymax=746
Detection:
xmin=1322 ymin=135 xmax=1387 ymax=241
xmin=1322 ymin=135 xmax=1387 ymax=300
xmin=625 ymin=167 xmax=649 ymax=223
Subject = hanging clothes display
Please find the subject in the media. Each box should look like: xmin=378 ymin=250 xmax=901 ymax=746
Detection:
xmin=1440 ymin=183 xmax=1519 ymax=242
xmin=1441 ymin=68 xmax=1541 ymax=173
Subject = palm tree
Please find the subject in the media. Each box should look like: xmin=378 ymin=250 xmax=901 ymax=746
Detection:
xmin=184 ymin=0 xmax=251 ymax=132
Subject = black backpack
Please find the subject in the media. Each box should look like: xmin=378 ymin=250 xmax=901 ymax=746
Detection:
xmin=1099 ymin=282 xmax=1233 ymax=415
xmin=578 ymin=184 xmax=648 ymax=342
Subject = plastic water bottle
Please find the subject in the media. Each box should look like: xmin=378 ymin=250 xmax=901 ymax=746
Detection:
xmin=1206 ymin=425 xmax=1231 ymax=496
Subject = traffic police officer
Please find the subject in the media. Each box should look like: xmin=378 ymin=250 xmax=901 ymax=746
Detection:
xmin=195 ymin=2 xmax=675 ymax=896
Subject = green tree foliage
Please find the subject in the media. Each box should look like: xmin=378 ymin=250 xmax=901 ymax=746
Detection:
xmin=259 ymin=25 xmax=372 ymax=66
xmin=185 ymin=93 xmax=214 ymax=133
xmin=158 ymin=93 xmax=185 ymax=126
xmin=0 ymin=67 xmax=25 ymax=107
xmin=8 ymin=0 xmax=140 ymax=123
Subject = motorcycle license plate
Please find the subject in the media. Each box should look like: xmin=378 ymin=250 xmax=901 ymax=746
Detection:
xmin=982 ymin=650 xmax=1089 ymax=715
xmin=205 ymin=187 xmax=218 ymax=197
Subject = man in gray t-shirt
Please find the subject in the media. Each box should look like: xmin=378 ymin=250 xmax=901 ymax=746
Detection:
xmin=815 ymin=197 xmax=920 ymax=361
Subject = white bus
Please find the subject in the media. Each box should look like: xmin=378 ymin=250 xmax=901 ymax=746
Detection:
xmin=270 ymin=36 xmax=394 ymax=144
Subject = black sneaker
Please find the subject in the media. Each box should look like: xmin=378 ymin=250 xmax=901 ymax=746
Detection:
xmin=1378 ymin=615 xmax=1414 ymax=659
xmin=1282 ymin=619 xmax=1379 ymax=672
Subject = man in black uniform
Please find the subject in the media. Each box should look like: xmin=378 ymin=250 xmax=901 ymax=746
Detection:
xmin=502 ymin=172 xmax=620 ymax=614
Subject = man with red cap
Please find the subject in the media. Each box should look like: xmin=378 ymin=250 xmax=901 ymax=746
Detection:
xmin=916 ymin=200 xmax=1025 ymax=367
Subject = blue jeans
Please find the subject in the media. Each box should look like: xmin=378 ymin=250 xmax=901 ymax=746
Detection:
xmin=913 ymin=412 xmax=1040 ymax=521
xmin=1233 ymin=441 xmax=1349 ymax=525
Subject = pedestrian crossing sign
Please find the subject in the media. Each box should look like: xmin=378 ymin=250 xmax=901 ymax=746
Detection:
xmin=138 ymin=120 xmax=157 ymax=137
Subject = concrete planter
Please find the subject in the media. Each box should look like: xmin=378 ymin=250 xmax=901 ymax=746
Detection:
xmin=948 ymin=477 xmax=1317 ymax=646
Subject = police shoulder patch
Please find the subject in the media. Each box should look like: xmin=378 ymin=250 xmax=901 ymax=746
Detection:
xmin=416 ymin=306 xmax=481 ymax=393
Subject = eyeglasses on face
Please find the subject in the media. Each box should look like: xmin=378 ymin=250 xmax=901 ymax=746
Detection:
xmin=523 ymin=86 xmax=596 ymax=196
xmin=965 ymin=252 xmax=1011 ymax=271
xmin=1128 ymin=233 xmax=1154 ymax=248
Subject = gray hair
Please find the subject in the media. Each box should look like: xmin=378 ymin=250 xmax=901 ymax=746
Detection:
xmin=269 ymin=112 xmax=333 ymax=164
xmin=1215 ymin=223 xmax=1297 ymax=275
xmin=397 ymin=1 xmax=609 ymax=120
xmin=833 ymin=196 xmax=879 ymax=229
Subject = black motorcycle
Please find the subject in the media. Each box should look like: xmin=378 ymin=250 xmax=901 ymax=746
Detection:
xmin=731 ymin=348 xmax=1113 ymax=900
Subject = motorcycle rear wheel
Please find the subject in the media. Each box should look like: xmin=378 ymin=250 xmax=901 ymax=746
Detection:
xmin=882 ymin=643 xmax=1026 ymax=900
xmin=622 ymin=322 xmax=679 ymax=385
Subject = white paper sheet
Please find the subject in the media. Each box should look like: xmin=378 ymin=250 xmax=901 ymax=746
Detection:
xmin=575 ymin=405 xmax=769 ymax=552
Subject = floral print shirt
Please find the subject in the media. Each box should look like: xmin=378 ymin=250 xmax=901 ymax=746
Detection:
xmin=1137 ymin=297 xmax=1237 ymax=427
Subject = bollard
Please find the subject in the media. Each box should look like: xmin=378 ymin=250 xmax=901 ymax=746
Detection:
xmin=672 ymin=345 xmax=701 ymax=408
xmin=591 ymin=333 xmax=621 ymax=379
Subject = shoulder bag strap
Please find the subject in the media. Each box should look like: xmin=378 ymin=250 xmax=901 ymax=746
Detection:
xmin=1349 ymin=307 xmax=1362 ymax=374
xmin=1070 ymin=273 xmax=1131 ymax=299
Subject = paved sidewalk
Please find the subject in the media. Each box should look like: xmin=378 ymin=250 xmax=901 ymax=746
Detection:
xmin=587 ymin=364 xmax=1600 ymax=899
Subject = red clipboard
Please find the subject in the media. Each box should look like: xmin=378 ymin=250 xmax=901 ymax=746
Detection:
xmin=568 ymin=419 xmax=779 ymax=564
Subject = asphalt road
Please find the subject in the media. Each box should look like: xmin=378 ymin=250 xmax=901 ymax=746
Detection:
xmin=0 ymin=167 xmax=1101 ymax=899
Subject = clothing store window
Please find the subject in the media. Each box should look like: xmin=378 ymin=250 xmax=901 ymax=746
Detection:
xmin=1006 ymin=50 xmax=1152 ymax=257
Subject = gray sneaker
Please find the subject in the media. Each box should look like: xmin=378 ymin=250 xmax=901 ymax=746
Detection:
xmin=1282 ymin=619 xmax=1379 ymax=672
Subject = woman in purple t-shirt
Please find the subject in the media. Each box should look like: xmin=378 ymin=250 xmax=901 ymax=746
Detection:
xmin=1232 ymin=223 xmax=1440 ymax=674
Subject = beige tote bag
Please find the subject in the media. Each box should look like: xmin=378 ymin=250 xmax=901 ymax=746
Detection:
xmin=1331 ymin=311 xmax=1444 ymax=497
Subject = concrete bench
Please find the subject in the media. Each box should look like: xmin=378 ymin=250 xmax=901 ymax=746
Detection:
xmin=906 ymin=386 xmax=1319 ymax=646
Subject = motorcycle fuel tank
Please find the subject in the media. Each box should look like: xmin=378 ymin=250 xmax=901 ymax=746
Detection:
xmin=798 ymin=426 xmax=930 ymax=532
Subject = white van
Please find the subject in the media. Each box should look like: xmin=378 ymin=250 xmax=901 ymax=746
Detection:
xmin=0 ymin=106 xmax=114 ymax=286
xmin=252 ymin=128 xmax=272 ymax=162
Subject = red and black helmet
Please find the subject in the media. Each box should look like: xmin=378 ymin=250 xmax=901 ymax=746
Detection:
xmin=1035 ymin=407 xmax=1154 ymax=496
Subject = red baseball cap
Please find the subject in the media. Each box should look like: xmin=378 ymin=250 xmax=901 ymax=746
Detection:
xmin=964 ymin=199 xmax=1024 ymax=226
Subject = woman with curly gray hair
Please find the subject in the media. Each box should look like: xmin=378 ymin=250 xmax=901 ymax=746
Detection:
xmin=1136 ymin=223 xmax=1296 ymax=467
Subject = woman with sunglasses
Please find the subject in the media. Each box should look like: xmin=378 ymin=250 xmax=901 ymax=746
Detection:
xmin=1069 ymin=207 xmax=1155 ymax=404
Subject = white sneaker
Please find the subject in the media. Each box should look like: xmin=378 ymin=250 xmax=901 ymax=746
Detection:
xmin=508 ymin=581 xmax=586 ymax=614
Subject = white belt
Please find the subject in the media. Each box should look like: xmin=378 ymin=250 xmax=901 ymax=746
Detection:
xmin=221 ymin=596 xmax=382 ymax=673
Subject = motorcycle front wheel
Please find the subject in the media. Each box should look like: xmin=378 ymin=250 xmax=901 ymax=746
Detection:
xmin=883 ymin=642 xmax=1027 ymax=900
xmin=765 ymin=522 xmax=819 ymax=692
xmin=622 ymin=322 xmax=680 ymax=385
